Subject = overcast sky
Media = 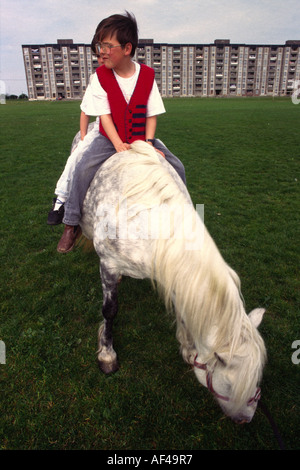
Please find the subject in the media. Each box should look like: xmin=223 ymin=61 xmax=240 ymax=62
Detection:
xmin=1 ymin=0 xmax=299 ymax=95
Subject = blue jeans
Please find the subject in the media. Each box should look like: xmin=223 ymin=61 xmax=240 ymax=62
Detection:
xmin=63 ymin=134 xmax=186 ymax=226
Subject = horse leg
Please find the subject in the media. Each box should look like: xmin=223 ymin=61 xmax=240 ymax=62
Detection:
xmin=97 ymin=263 xmax=120 ymax=374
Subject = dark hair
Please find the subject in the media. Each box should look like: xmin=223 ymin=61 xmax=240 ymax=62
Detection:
xmin=92 ymin=11 xmax=138 ymax=57
xmin=91 ymin=23 xmax=101 ymax=54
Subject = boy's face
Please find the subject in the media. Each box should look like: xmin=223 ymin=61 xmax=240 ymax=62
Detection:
xmin=97 ymin=55 xmax=104 ymax=66
xmin=99 ymin=33 xmax=132 ymax=71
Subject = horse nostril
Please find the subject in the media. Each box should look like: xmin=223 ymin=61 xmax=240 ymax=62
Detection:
xmin=234 ymin=417 xmax=250 ymax=424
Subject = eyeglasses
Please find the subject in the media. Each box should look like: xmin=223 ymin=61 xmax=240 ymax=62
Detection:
xmin=95 ymin=43 xmax=124 ymax=54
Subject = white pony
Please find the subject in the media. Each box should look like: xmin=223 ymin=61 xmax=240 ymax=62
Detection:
xmin=80 ymin=140 xmax=267 ymax=423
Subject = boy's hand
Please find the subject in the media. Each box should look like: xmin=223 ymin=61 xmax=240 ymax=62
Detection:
xmin=115 ymin=142 xmax=131 ymax=153
xmin=145 ymin=139 xmax=165 ymax=158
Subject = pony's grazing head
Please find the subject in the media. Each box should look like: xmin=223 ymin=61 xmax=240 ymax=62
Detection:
xmin=193 ymin=308 xmax=267 ymax=423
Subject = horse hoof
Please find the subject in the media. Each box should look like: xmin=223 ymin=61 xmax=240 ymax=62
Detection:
xmin=97 ymin=359 xmax=120 ymax=375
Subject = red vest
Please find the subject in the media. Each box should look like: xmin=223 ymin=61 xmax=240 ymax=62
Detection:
xmin=96 ymin=64 xmax=155 ymax=143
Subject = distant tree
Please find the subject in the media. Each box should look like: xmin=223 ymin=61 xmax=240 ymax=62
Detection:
xmin=6 ymin=94 xmax=18 ymax=100
xmin=18 ymin=94 xmax=28 ymax=100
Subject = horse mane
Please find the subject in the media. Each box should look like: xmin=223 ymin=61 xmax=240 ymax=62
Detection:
xmin=117 ymin=142 xmax=247 ymax=355
xmin=151 ymin=200 xmax=266 ymax=410
xmin=93 ymin=141 xmax=266 ymax=409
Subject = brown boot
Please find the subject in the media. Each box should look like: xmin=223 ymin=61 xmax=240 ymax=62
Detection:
xmin=57 ymin=225 xmax=82 ymax=253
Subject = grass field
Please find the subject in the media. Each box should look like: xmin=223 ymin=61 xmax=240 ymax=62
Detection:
xmin=0 ymin=97 xmax=299 ymax=450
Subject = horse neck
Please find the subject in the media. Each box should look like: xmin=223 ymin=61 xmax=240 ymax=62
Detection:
xmin=153 ymin=220 xmax=246 ymax=361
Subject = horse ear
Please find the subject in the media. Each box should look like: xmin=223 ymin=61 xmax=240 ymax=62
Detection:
xmin=214 ymin=352 xmax=228 ymax=367
xmin=248 ymin=308 xmax=265 ymax=328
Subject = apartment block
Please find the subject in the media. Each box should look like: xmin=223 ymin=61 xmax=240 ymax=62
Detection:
xmin=22 ymin=39 xmax=99 ymax=100
xmin=22 ymin=39 xmax=300 ymax=100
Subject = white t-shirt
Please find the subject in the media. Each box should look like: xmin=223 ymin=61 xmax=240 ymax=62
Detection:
xmin=80 ymin=73 xmax=96 ymax=111
xmin=81 ymin=62 xmax=165 ymax=118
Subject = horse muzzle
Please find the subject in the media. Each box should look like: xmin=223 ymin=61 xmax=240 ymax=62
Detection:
xmin=234 ymin=416 xmax=252 ymax=424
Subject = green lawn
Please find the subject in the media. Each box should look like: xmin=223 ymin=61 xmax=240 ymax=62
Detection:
xmin=0 ymin=98 xmax=299 ymax=450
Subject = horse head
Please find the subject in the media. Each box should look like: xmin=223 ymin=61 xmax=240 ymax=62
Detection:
xmin=193 ymin=308 xmax=266 ymax=423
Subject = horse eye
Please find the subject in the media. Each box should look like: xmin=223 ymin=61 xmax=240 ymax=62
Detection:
xmin=214 ymin=352 xmax=227 ymax=367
